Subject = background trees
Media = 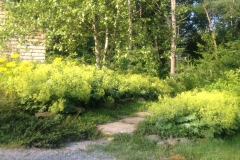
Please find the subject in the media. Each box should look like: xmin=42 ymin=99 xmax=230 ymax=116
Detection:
xmin=0 ymin=0 xmax=239 ymax=77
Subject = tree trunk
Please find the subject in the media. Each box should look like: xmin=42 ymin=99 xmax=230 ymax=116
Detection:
xmin=128 ymin=0 xmax=133 ymax=51
xmin=93 ymin=15 xmax=101 ymax=69
xmin=155 ymin=35 xmax=160 ymax=62
xmin=103 ymin=15 xmax=109 ymax=67
xmin=170 ymin=0 xmax=176 ymax=75
xmin=139 ymin=1 xmax=142 ymax=18
xmin=202 ymin=2 xmax=217 ymax=52
xmin=108 ymin=1 xmax=119 ymax=64
xmin=230 ymin=0 xmax=235 ymax=27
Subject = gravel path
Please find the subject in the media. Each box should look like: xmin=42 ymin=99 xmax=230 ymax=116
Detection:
xmin=0 ymin=140 xmax=115 ymax=160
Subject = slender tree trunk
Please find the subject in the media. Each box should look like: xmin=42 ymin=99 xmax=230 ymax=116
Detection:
xmin=93 ymin=15 xmax=101 ymax=69
xmin=128 ymin=0 xmax=133 ymax=51
xmin=139 ymin=2 xmax=142 ymax=18
xmin=155 ymin=35 xmax=160 ymax=62
xmin=230 ymin=0 xmax=235 ymax=27
xmin=113 ymin=2 xmax=119 ymax=41
xmin=108 ymin=0 xmax=119 ymax=63
xmin=170 ymin=0 xmax=176 ymax=75
xmin=202 ymin=2 xmax=217 ymax=52
xmin=103 ymin=15 xmax=109 ymax=66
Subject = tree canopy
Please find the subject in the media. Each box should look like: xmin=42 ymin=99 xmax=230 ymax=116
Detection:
xmin=0 ymin=0 xmax=239 ymax=77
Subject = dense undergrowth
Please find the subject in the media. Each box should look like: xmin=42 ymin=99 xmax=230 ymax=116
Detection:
xmin=138 ymin=69 xmax=240 ymax=139
xmin=0 ymin=88 xmax=147 ymax=148
xmin=1 ymin=54 xmax=240 ymax=149
xmin=0 ymin=56 xmax=172 ymax=114
xmin=0 ymin=87 xmax=97 ymax=148
xmin=144 ymin=90 xmax=240 ymax=139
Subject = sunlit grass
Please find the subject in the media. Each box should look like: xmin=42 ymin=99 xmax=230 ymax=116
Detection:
xmin=172 ymin=135 xmax=240 ymax=160
xmin=95 ymin=133 xmax=240 ymax=160
xmin=92 ymin=133 xmax=160 ymax=160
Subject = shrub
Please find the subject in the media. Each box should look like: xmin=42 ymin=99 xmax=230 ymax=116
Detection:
xmin=148 ymin=90 xmax=240 ymax=138
xmin=205 ymin=69 xmax=240 ymax=95
xmin=2 ymin=61 xmax=93 ymax=113
xmin=0 ymin=85 xmax=99 ymax=148
xmin=0 ymin=57 xmax=173 ymax=114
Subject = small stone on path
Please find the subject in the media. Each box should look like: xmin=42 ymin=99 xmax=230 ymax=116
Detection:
xmin=120 ymin=117 xmax=146 ymax=124
xmin=97 ymin=111 xmax=150 ymax=135
xmin=136 ymin=112 xmax=150 ymax=117
xmin=97 ymin=122 xmax=136 ymax=135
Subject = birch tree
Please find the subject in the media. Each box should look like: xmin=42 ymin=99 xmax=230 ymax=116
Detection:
xmin=170 ymin=0 xmax=176 ymax=75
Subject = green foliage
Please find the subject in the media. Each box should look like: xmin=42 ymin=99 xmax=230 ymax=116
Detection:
xmin=168 ymin=39 xmax=240 ymax=94
xmin=163 ymin=63 xmax=215 ymax=95
xmin=148 ymin=90 xmax=240 ymax=139
xmin=0 ymin=93 xmax=147 ymax=148
xmin=0 ymin=104 xmax=99 ymax=148
xmin=2 ymin=59 xmax=93 ymax=113
xmin=205 ymin=69 xmax=240 ymax=95
xmin=112 ymin=47 xmax=161 ymax=76
xmin=0 ymin=58 xmax=172 ymax=114
xmin=1 ymin=0 xmax=172 ymax=75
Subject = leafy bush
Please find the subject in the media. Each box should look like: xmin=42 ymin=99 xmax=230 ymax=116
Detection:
xmin=0 ymin=104 xmax=99 ymax=148
xmin=205 ymin=69 xmax=240 ymax=95
xmin=168 ymin=40 xmax=240 ymax=94
xmin=148 ymin=90 xmax=240 ymax=138
xmin=0 ymin=85 xmax=100 ymax=148
xmin=0 ymin=89 xmax=146 ymax=148
xmin=0 ymin=57 xmax=172 ymax=114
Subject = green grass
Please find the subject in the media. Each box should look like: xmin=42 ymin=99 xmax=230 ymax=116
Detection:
xmin=172 ymin=136 xmax=240 ymax=160
xmin=94 ymin=133 xmax=240 ymax=160
xmin=93 ymin=133 xmax=160 ymax=160
xmin=0 ymin=93 xmax=147 ymax=148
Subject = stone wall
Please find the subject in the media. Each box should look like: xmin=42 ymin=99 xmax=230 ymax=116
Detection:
xmin=0 ymin=1 xmax=45 ymax=62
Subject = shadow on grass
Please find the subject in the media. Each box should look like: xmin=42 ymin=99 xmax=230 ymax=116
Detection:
xmin=0 ymin=100 xmax=148 ymax=148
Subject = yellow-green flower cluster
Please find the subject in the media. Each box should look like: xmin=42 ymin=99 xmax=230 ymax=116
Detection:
xmin=0 ymin=67 xmax=7 ymax=72
xmin=0 ymin=58 xmax=7 ymax=63
xmin=53 ymin=57 xmax=63 ymax=62
xmin=0 ymin=58 xmax=8 ymax=73
xmin=6 ymin=62 xmax=16 ymax=68
xmin=14 ymin=61 xmax=34 ymax=71
xmin=11 ymin=53 xmax=20 ymax=59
